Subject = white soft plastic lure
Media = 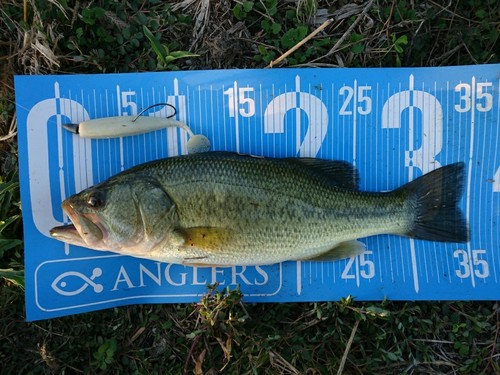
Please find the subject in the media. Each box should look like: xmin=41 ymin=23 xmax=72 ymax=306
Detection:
xmin=63 ymin=103 xmax=211 ymax=154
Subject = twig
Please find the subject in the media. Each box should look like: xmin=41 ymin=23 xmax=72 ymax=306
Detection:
xmin=461 ymin=41 xmax=479 ymax=65
xmin=337 ymin=319 xmax=360 ymax=375
xmin=429 ymin=43 xmax=463 ymax=65
xmin=269 ymin=350 xmax=300 ymax=374
xmin=412 ymin=338 xmax=455 ymax=344
xmin=488 ymin=306 xmax=499 ymax=371
xmin=324 ymin=0 xmax=374 ymax=59
xmin=128 ymin=326 xmax=146 ymax=344
xmin=267 ymin=1 xmax=376 ymax=67
xmin=184 ymin=334 xmax=202 ymax=375
xmin=428 ymin=0 xmax=473 ymax=23
xmin=23 ymin=0 xmax=28 ymax=23
xmin=0 ymin=116 xmax=17 ymax=142
xmin=267 ymin=17 xmax=334 ymax=68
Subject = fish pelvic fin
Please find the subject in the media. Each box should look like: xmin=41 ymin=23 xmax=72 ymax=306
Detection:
xmin=304 ymin=240 xmax=366 ymax=262
xmin=398 ymin=162 xmax=469 ymax=243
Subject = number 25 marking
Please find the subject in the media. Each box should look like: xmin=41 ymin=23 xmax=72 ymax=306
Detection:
xmin=339 ymin=85 xmax=372 ymax=115
xmin=341 ymin=251 xmax=375 ymax=281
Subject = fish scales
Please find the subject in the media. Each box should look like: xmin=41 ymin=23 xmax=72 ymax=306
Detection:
xmin=50 ymin=152 xmax=468 ymax=266
xmin=146 ymin=154 xmax=408 ymax=263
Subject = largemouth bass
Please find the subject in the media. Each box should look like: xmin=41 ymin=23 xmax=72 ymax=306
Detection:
xmin=50 ymin=152 xmax=468 ymax=265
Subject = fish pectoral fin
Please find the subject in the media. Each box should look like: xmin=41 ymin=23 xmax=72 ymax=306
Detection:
xmin=305 ymin=240 xmax=366 ymax=262
xmin=176 ymin=227 xmax=232 ymax=252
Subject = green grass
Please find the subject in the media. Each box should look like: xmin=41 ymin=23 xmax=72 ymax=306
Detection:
xmin=0 ymin=0 xmax=499 ymax=373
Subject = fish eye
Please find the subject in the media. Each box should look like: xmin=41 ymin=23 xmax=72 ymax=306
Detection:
xmin=86 ymin=192 xmax=105 ymax=208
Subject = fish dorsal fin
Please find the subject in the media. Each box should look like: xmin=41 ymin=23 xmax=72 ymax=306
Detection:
xmin=286 ymin=158 xmax=359 ymax=190
xmin=176 ymin=227 xmax=233 ymax=252
xmin=305 ymin=240 xmax=366 ymax=262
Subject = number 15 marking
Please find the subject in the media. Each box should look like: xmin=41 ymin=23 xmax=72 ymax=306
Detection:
xmin=224 ymin=86 xmax=255 ymax=118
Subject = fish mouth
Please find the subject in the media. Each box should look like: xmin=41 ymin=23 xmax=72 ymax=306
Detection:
xmin=50 ymin=223 xmax=89 ymax=247
xmin=50 ymin=200 xmax=106 ymax=248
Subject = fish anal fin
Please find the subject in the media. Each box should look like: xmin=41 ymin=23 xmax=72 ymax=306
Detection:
xmin=177 ymin=227 xmax=232 ymax=252
xmin=306 ymin=240 xmax=366 ymax=262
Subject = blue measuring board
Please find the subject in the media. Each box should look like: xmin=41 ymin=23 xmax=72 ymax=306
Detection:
xmin=15 ymin=65 xmax=500 ymax=321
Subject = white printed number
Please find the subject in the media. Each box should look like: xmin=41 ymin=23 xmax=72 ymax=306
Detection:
xmin=339 ymin=85 xmax=372 ymax=115
xmin=224 ymin=87 xmax=255 ymax=117
xmin=121 ymin=90 xmax=137 ymax=115
xmin=454 ymin=82 xmax=493 ymax=113
xmin=493 ymin=167 xmax=500 ymax=193
xmin=341 ymin=251 xmax=375 ymax=280
xmin=454 ymin=249 xmax=489 ymax=279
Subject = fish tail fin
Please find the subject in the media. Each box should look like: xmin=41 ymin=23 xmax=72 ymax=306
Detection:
xmin=396 ymin=162 xmax=469 ymax=243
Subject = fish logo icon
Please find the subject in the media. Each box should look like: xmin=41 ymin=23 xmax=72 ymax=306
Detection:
xmin=51 ymin=268 xmax=104 ymax=296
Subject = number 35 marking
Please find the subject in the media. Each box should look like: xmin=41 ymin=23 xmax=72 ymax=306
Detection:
xmin=453 ymin=249 xmax=489 ymax=279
